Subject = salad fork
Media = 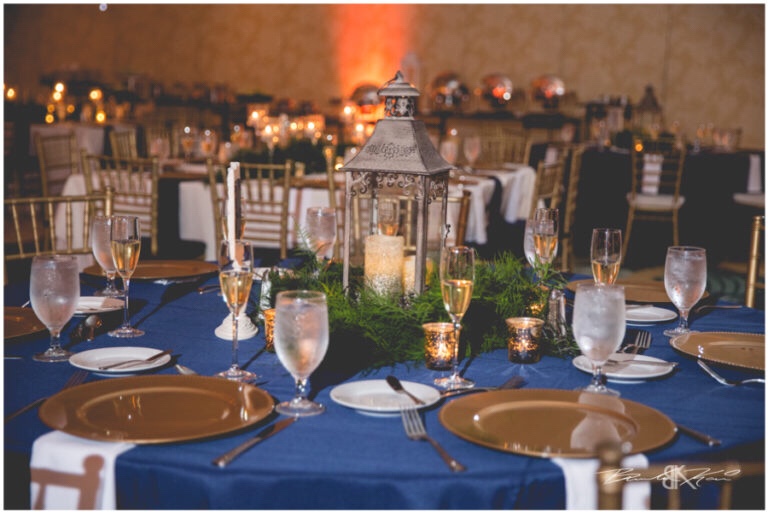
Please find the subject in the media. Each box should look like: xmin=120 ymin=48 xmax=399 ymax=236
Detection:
xmin=697 ymin=360 xmax=765 ymax=386
xmin=400 ymin=406 xmax=466 ymax=472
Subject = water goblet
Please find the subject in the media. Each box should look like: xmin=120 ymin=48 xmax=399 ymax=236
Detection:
xmin=218 ymin=239 xmax=256 ymax=381
xmin=200 ymin=128 xmax=217 ymax=158
xmin=91 ymin=215 xmax=123 ymax=297
xmin=273 ymin=290 xmax=330 ymax=416
xmin=377 ymin=197 xmax=400 ymax=236
xmin=663 ymin=246 xmax=707 ymax=337
xmin=305 ymin=206 xmax=337 ymax=261
xmin=435 ymin=246 xmax=476 ymax=390
xmin=590 ymin=228 xmax=622 ymax=285
xmin=109 ymin=215 xmax=144 ymax=338
xmin=572 ymin=283 xmax=626 ymax=396
xmin=30 ymin=255 xmax=80 ymax=362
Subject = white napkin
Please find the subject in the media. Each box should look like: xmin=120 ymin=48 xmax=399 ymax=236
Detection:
xmin=747 ymin=154 xmax=762 ymax=193
xmin=641 ymin=154 xmax=662 ymax=195
xmin=30 ymin=431 xmax=135 ymax=509
xmin=553 ymin=454 xmax=650 ymax=510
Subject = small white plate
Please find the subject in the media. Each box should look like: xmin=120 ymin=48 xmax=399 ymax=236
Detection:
xmin=573 ymin=353 xmax=676 ymax=383
xmin=625 ymin=305 xmax=677 ymax=325
xmin=69 ymin=347 xmax=172 ymax=376
xmin=330 ymin=379 xmax=441 ymax=417
xmin=74 ymin=297 xmax=124 ymax=316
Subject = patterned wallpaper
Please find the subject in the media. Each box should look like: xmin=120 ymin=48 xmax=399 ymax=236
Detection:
xmin=4 ymin=3 xmax=764 ymax=148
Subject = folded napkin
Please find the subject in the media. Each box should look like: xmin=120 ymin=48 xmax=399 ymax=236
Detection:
xmin=747 ymin=154 xmax=762 ymax=193
xmin=30 ymin=431 xmax=135 ymax=509
xmin=553 ymin=454 xmax=650 ymax=510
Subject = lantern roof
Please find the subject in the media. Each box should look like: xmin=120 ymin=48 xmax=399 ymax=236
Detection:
xmin=341 ymin=71 xmax=453 ymax=177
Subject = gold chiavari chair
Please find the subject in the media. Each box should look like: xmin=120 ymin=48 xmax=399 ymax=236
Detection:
xmin=5 ymin=187 xmax=113 ymax=262
xmin=144 ymin=124 xmax=177 ymax=158
xmin=35 ymin=132 xmax=80 ymax=197
xmin=596 ymin=442 xmax=764 ymax=510
xmin=477 ymin=127 xmax=532 ymax=168
xmin=207 ymin=159 xmax=294 ymax=261
xmin=622 ymin=136 xmax=686 ymax=260
xmin=529 ymin=155 xmax=566 ymax=218
xmin=745 ymin=215 xmax=764 ymax=308
xmin=559 ymin=145 xmax=584 ymax=272
xmin=108 ymin=129 xmax=139 ymax=159
xmin=81 ymin=151 xmax=160 ymax=256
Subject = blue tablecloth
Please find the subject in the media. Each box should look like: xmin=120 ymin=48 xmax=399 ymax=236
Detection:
xmin=4 ymin=271 xmax=765 ymax=509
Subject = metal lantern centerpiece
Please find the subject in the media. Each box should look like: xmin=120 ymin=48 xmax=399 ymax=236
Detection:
xmin=341 ymin=71 xmax=454 ymax=296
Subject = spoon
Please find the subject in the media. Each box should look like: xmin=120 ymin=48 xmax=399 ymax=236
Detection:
xmin=84 ymin=315 xmax=103 ymax=341
xmin=175 ymin=364 xmax=198 ymax=375
xmin=386 ymin=375 xmax=426 ymax=405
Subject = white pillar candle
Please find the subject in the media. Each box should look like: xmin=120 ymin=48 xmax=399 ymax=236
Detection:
xmin=364 ymin=234 xmax=404 ymax=296
xmin=226 ymin=162 xmax=241 ymax=242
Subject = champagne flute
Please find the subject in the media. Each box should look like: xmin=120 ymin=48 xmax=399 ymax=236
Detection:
xmin=181 ymin=125 xmax=196 ymax=161
xmin=572 ymin=283 xmax=626 ymax=396
xmin=664 ymin=246 xmax=707 ymax=337
xmin=532 ymin=208 xmax=559 ymax=266
xmin=91 ymin=215 xmax=123 ymax=297
xmin=200 ymin=128 xmax=217 ymax=158
xmin=305 ymin=206 xmax=337 ymax=261
xmin=377 ymin=197 xmax=400 ymax=236
xmin=273 ymin=290 xmax=329 ymax=416
xmin=109 ymin=215 xmax=143 ymax=338
xmin=218 ymin=239 xmax=256 ymax=381
xmin=435 ymin=245 xmax=475 ymax=390
xmin=590 ymin=228 xmax=622 ymax=285
xmin=30 ymin=255 xmax=80 ymax=362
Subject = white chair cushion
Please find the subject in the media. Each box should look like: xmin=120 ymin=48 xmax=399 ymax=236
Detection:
xmin=626 ymin=192 xmax=685 ymax=211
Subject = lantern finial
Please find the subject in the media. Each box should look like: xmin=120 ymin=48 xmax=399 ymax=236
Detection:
xmin=380 ymin=71 xmax=419 ymax=119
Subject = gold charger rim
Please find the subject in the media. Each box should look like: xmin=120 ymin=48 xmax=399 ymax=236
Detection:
xmin=671 ymin=331 xmax=765 ymax=370
xmin=84 ymin=260 xmax=218 ymax=280
xmin=39 ymin=375 xmax=274 ymax=443
xmin=438 ymin=388 xmax=677 ymax=458
xmin=4 ymin=307 xmax=47 ymax=340
xmin=567 ymin=279 xmax=709 ymax=304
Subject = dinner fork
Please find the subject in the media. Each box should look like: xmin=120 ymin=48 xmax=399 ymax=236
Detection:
xmin=5 ymin=369 xmax=88 ymax=423
xmin=697 ymin=360 xmax=766 ymax=387
xmin=400 ymin=406 xmax=466 ymax=472
xmin=624 ymin=330 xmax=652 ymax=354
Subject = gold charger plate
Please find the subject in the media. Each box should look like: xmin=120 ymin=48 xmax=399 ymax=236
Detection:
xmin=39 ymin=375 xmax=274 ymax=443
xmin=439 ymin=389 xmax=676 ymax=458
xmin=85 ymin=260 xmax=217 ymax=281
xmin=567 ymin=279 xmax=709 ymax=304
xmin=4 ymin=307 xmax=46 ymax=340
xmin=671 ymin=331 xmax=765 ymax=371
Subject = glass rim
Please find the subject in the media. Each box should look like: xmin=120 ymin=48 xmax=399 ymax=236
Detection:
xmin=306 ymin=206 xmax=336 ymax=216
xmin=667 ymin=245 xmax=706 ymax=253
xmin=32 ymin=254 xmax=77 ymax=263
xmin=276 ymin=289 xmax=327 ymax=301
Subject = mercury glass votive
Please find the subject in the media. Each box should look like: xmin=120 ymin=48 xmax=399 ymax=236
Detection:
xmin=364 ymin=234 xmax=404 ymax=296
xmin=423 ymin=322 xmax=458 ymax=370
xmin=505 ymin=317 xmax=544 ymax=364
xmin=263 ymin=308 xmax=276 ymax=352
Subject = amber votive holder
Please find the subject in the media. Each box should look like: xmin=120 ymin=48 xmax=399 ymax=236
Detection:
xmin=423 ymin=322 xmax=458 ymax=371
xmin=263 ymin=308 xmax=276 ymax=352
xmin=505 ymin=317 xmax=543 ymax=364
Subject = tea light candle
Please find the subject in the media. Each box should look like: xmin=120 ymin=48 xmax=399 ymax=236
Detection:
xmin=364 ymin=234 xmax=404 ymax=296
xmin=423 ymin=322 xmax=457 ymax=370
xmin=505 ymin=317 xmax=544 ymax=364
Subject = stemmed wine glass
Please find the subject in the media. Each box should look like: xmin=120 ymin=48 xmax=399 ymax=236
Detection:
xmin=532 ymin=208 xmax=559 ymax=273
xmin=463 ymin=133 xmax=481 ymax=172
xmin=305 ymin=206 xmax=337 ymax=261
xmin=664 ymin=246 xmax=707 ymax=337
xmin=218 ymin=239 xmax=257 ymax=381
xmin=181 ymin=126 xmax=196 ymax=161
xmin=377 ymin=197 xmax=400 ymax=236
xmin=572 ymin=283 xmax=626 ymax=396
xmin=591 ymin=228 xmax=622 ymax=285
xmin=91 ymin=215 xmax=122 ymax=297
xmin=273 ymin=290 xmax=330 ymax=416
xmin=435 ymin=245 xmax=475 ymax=390
xmin=200 ymin=129 xmax=217 ymax=158
xmin=109 ymin=215 xmax=144 ymax=338
xmin=30 ymin=255 xmax=80 ymax=362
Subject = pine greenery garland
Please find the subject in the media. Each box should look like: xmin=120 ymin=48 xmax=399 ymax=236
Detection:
xmin=263 ymin=251 xmax=578 ymax=371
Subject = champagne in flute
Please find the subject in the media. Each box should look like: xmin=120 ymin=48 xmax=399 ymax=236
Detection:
xmin=217 ymin=240 xmax=256 ymax=381
xmin=664 ymin=246 xmax=707 ymax=337
xmin=109 ymin=215 xmax=143 ymax=338
xmin=532 ymin=208 xmax=559 ymax=266
xmin=434 ymin=246 xmax=475 ymax=390
xmin=30 ymin=255 xmax=80 ymax=362
xmin=590 ymin=228 xmax=622 ymax=285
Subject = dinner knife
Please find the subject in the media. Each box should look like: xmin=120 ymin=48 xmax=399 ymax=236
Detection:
xmin=676 ymin=423 xmax=721 ymax=447
xmin=213 ymin=416 xmax=297 ymax=468
xmin=605 ymin=358 xmax=678 ymax=368
xmin=98 ymin=349 xmax=173 ymax=370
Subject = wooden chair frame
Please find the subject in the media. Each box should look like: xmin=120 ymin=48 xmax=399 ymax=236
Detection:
xmin=530 ymin=155 xmax=566 ymax=217
xmin=559 ymin=145 xmax=583 ymax=272
xmin=745 ymin=215 xmax=764 ymax=308
xmin=35 ymin=132 xmax=80 ymax=197
xmin=108 ymin=129 xmax=139 ymax=159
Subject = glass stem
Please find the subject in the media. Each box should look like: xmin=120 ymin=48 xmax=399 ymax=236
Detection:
xmin=678 ymin=308 xmax=690 ymax=331
xmin=593 ymin=364 xmax=605 ymax=388
xmin=295 ymin=377 xmax=309 ymax=402
xmin=122 ymin=278 xmax=131 ymax=327
xmin=231 ymin=314 xmax=240 ymax=371
xmin=451 ymin=321 xmax=462 ymax=379
xmin=49 ymin=330 xmax=62 ymax=352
